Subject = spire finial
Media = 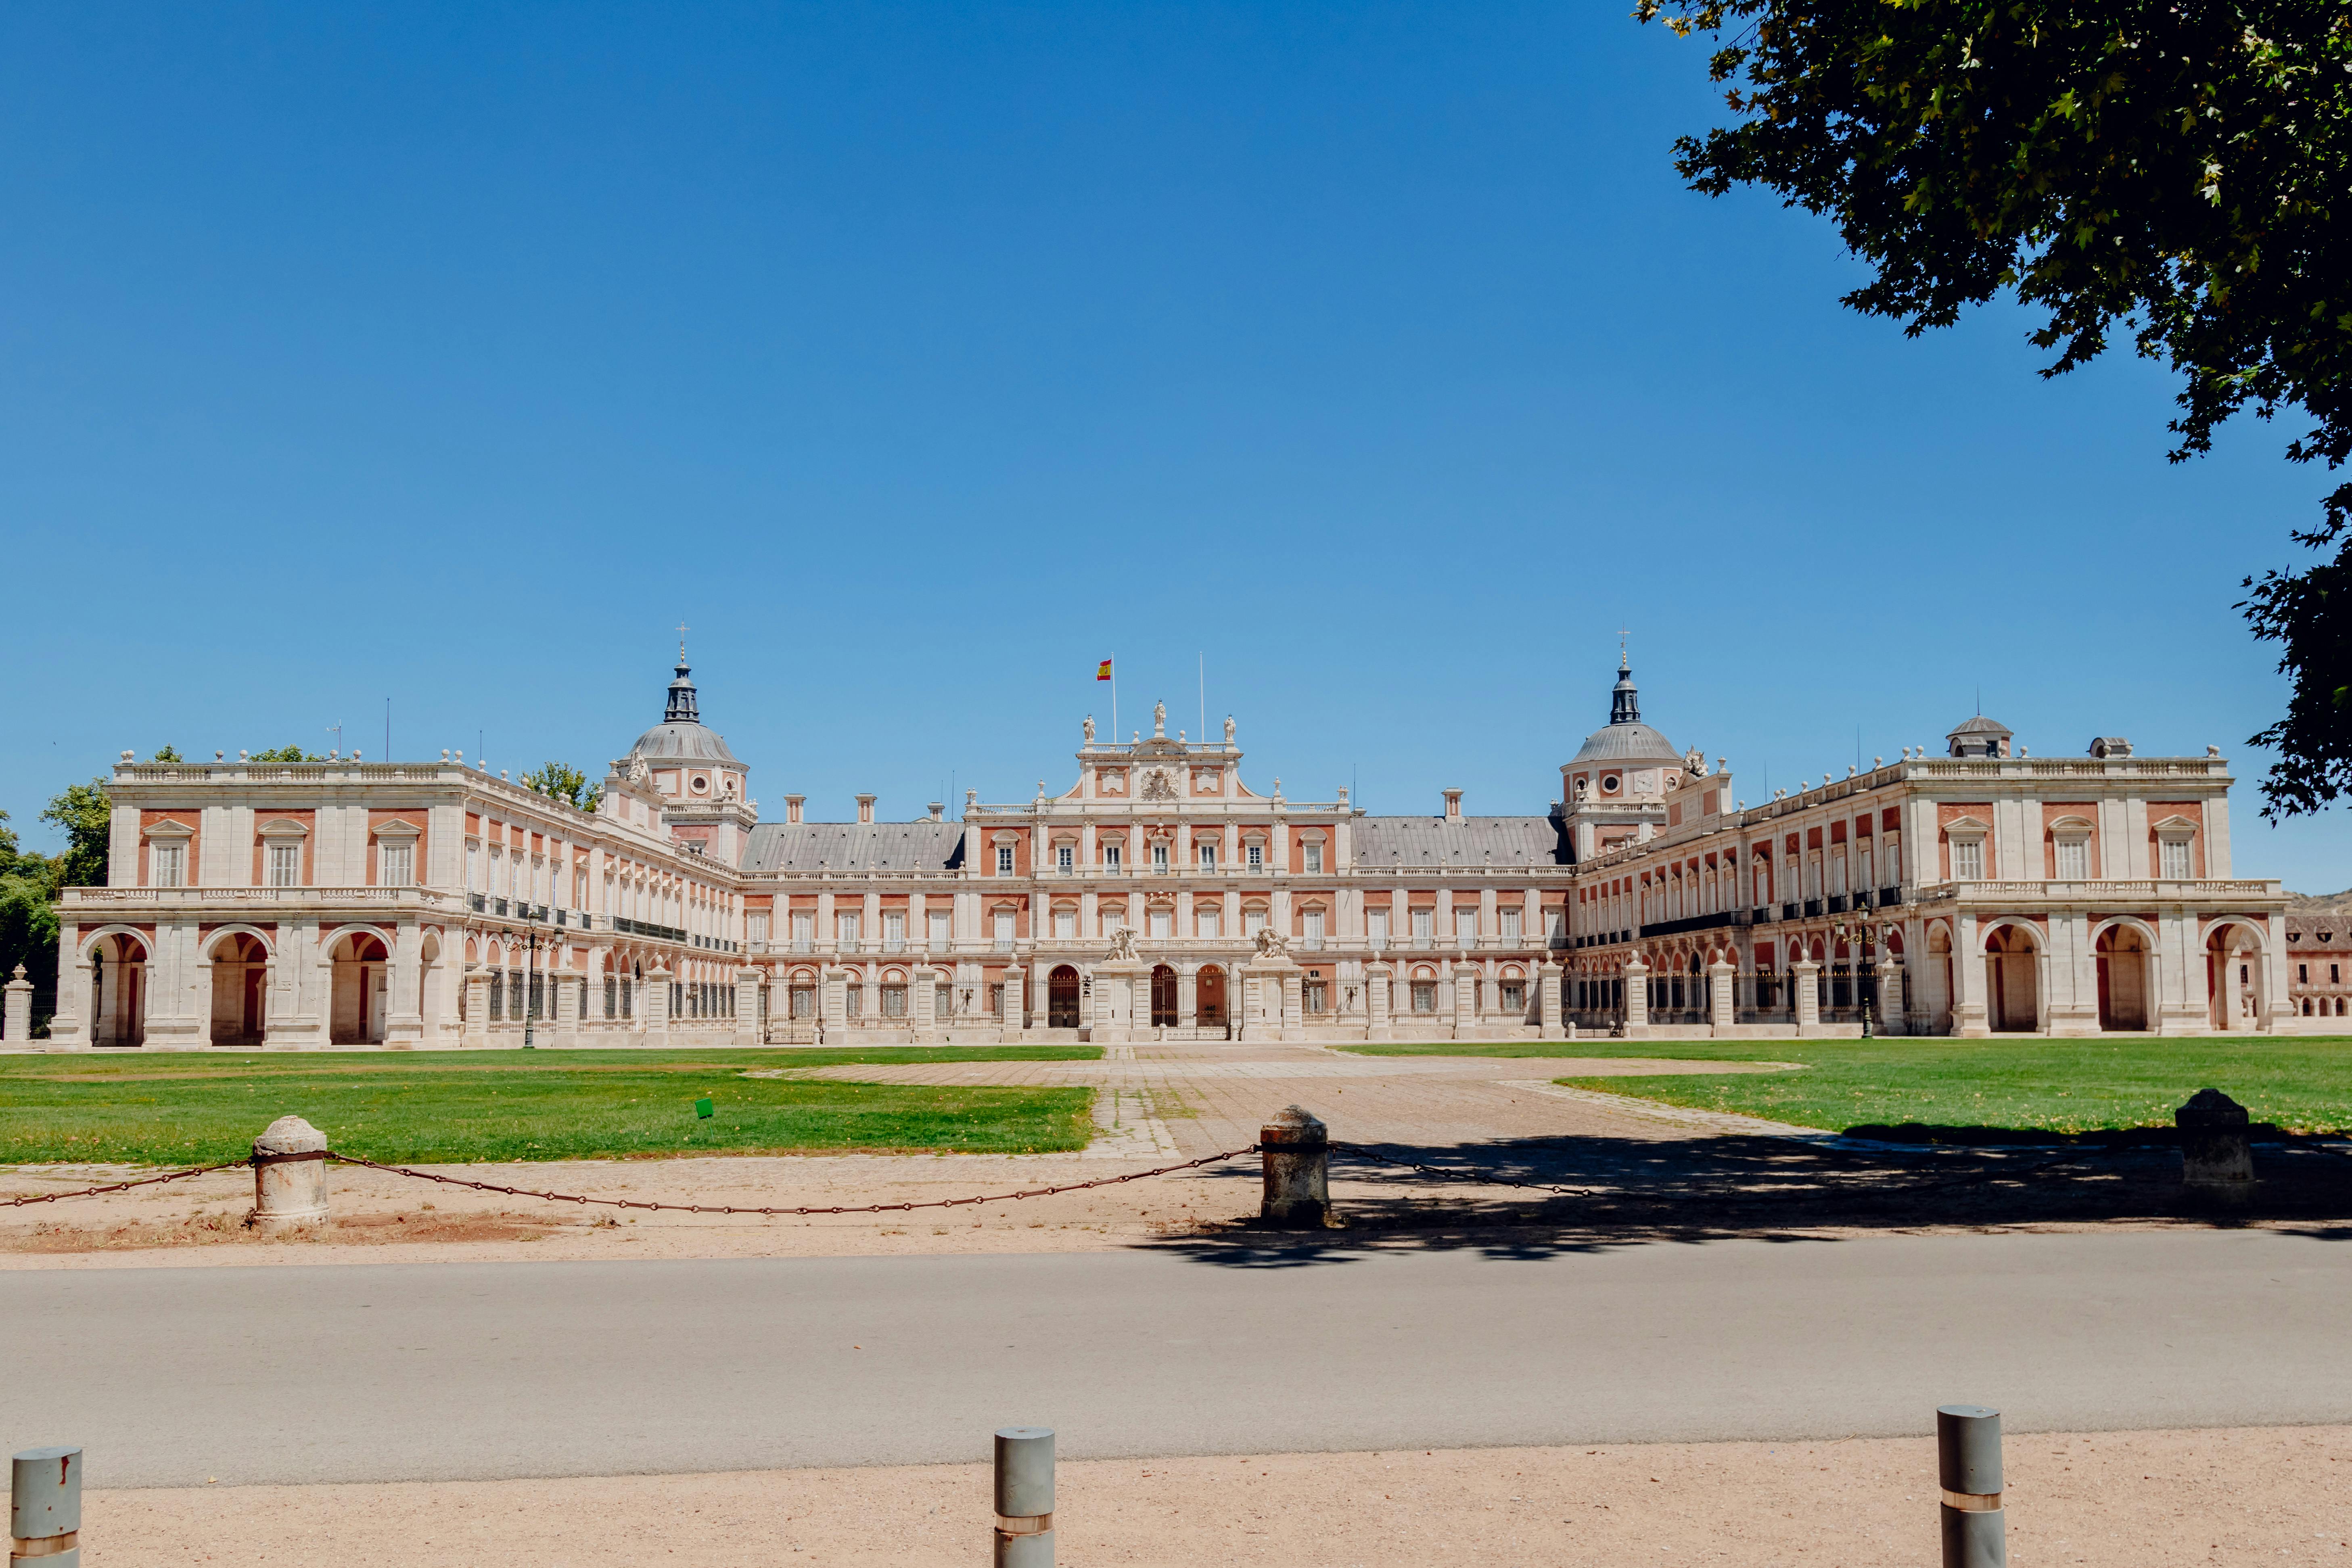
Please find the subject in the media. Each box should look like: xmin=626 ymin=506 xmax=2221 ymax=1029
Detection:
xmin=676 ymin=621 xmax=690 ymax=665
xmin=1618 ymin=626 xmax=1629 ymax=673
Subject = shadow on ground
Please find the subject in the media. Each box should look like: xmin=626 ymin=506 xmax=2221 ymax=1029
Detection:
xmin=1146 ymin=1130 xmax=2352 ymax=1269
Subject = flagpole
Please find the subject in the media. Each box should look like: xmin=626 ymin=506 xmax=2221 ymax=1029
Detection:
xmin=1111 ymin=654 xmax=1118 ymax=744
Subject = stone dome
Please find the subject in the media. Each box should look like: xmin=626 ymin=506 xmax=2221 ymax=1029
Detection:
xmin=629 ymin=661 xmax=738 ymax=764
xmin=1568 ymin=655 xmax=1681 ymax=767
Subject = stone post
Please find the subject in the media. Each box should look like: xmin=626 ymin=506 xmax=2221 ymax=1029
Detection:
xmin=3 ymin=964 xmax=32 ymax=1043
xmin=1621 ymin=955 xmax=1650 ymax=1038
xmin=2176 ymin=1087 xmax=2256 ymax=1200
xmin=1792 ymin=958 xmax=1823 ymax=1034
xmin=733 ymin=968 xmax=762 ymax=1046
xmin=1280 ymin=970 xmax=1303 ymax=1038
xmin=644 ymin=964 xmax=673 ymax=1041
xmin=993 ymin=1426 xmax=1055 ymax=1568
xmin=1259 ymin=1105 xmax=1332 ymax=1227
xmin=1451 ymin=966 xmax=1476 ymax=1040
xmin=1537 ymin=959 xmax=1564 ymax=1041
xmin=11 ymin=1445 xmax=81 ymax=1567
xmin=1876 ymin=954 xmax=1906 ymax=1034
xmin=251 ymin=1114 xmax=329 ymax=1228
xmin=911 ymin=964 xmax=937 ymax=1042
xmin=1364 ymin=962 xmax=1392 ymax=1042
xmin=1002 ymin=965 xmax=1026 ymax=1035
xmin=552 ymin=963 xmax=580 ymax=1049
xmin=1707 ymin=960 xmax=1736 ymax=1033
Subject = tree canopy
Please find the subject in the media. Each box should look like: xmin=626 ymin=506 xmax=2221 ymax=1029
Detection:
xmin=522 ymin=761 xmax=603 ymax=813
xmin=1638 ymin=0 xmax=2350 ymax=814
xmin=41 ymin=779 xmax=111 ymax=891
xmin=248 ymin=744 xmax=324 ymax=762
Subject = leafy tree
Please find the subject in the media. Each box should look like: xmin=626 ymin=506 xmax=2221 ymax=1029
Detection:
xmin=151 ymin=745 xmax=183 ymax=762
xmin=41 ymin=779 xmax=111 ymax=890
xmin=248 ymin=745 xmax=324 ymax=762
xmin=522 ymin=761 xmax=603 ymax=813
xmin=0 ymin=807 xmax=61 ymax=1032
xmin=1639 ymin=0 xmax=2352 ymax=815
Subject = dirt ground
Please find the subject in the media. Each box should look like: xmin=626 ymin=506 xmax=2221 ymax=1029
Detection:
xmin=87 ymin=1426 xmax=2352 ymax=1566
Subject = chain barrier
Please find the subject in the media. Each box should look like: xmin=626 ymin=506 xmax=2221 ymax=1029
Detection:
xmin=316 ymin=1145 xmax=1263 ymax=1216
xmin=2 ymin=1161 xmax=249 ymax=1208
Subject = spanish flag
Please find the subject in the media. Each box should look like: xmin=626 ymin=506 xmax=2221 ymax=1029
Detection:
xmin=1096 ymin=659 xmax=1113 ymax=681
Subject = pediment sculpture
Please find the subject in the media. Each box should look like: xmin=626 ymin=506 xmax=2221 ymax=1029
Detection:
xmin=1253 ymin=926 xmax=1290 ymax=959
xmin=1106 ymin=924 xmax=1139 ymax=962
xmin=1141 ymin=769 xmax=1177 ymax=800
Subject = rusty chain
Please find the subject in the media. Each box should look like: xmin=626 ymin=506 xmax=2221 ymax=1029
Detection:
xmin=1 ymin=1160 xmax=250 ymax=1208
xmin=316 ymin=1145 xmax=1263 ymax=1215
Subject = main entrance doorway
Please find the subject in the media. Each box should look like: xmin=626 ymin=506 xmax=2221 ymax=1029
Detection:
xmin=1047 ymin=965 xmax=1081 ymax=1029
xmin=1150 ymin=964 xmax=1178 ymax=1028
xmin=1196 ymin=965 xmax=1227 ymax=1028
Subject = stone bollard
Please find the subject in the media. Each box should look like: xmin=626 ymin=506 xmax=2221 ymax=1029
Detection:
xmin=1937 ymin=1405 xmax=2005 ymax=1568
xmin=1259 ymin=1105 xmax=1332 ymax=1228
xmin=11 ymin=1445 xmax=82 ymax=1568
xmin=2176 ymin=1088 xmax=2256 ymax=1201
xmin=2 ymin=964 xmax=32 ymax=1045
xmin=250 ymin=1115 xmax=330 ymax=1228
xmin=993 ymin=1426 xmax=1054 ymax=1567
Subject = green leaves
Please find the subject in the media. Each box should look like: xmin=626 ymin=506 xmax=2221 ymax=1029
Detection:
xmin=1643 ymin=0 xmax=2352 ymax=812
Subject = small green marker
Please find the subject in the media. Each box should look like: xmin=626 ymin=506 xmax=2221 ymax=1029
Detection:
xmin=694 ymin=1097 xmax=715 ymax=1119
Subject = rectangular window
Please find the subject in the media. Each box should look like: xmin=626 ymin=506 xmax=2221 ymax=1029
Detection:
xmin=993 ymin=912 xmax=1016 ymax=945
xmin=2054 ymin=840 xmax=2087 ymax=880
xmin=1149 ymin=908 xmax=1172 ymax=938
xmin=1196 ymin=907 xmax=1221 ymax=938
xmin=1886 ymin=834 xmax=1901 ymax=884
xmin=936 ymin=983 xmax=953 ymax=1018
xmin=1103 ymin=843 xmax=1122 ymax=870
xmin=2332 ymin=964 xmax=2340 ymax=984
xmin=1499 ymin=908 xmax=1521 ymax=943
xmin=883 ymin=911 xmax=905 ymax=946
xmin=1303 ymin=843 xmax=1324 ymax=873
xmin=2160 ymin=839 xmax=2192 ymax=879
xmin=1198 ymin=843 xmax=1216 ymax=869
xmin=1501 ymin=981 xmax=1526 ymax=1014
xmin=1152 ymin=843 xmax=1169 ymax=871
xmin=1243 ymin=909 xmax=1267 ymax=937
xmin=1411 ymin=908 xmax=1433 ymax=943
xmin=748 ymin=911 xmax=770 ymax=945
xmin=1303 ymin=981 xmax=1328 ymax=1014
xmin=837 ymin=912 xmax=861 ymax=943
xmin=267 ymin=842 xmax=301 ymax=888
xmin=1367 ymin=908 xmax=1390 ymax=943
xmin=882 ymin=986 xmax=906 ymax=1019
xmin=1953 ymin=840 xmax=1984 ymax=880
xmin=1304 ymin=909 xmax=1326 ymax=941
xmin=997 ymin=845 xmax=1015 ymax=874
xmin=379 ymin=843 xmax=414 ymax=887
xmin=466 ymin=841 xmax=480 ymax=891
xmin=2299 ymin=963 xmax=2309 ymax=983
xmin=1455 ymin=907 xmax=1477 ymax=941
xmin=928 ymin=910 xmax=952 ymax=947
xmin=792 ymin=912 xmax=814 ymax=950
xmin=1054 ymin=908 xmax=1076 ymax=939
xmin=152 ymin=843 xmax=185 ymax=887
xmin=1246 ymin=844 xmax=1263 ymax=870
xmin=1056 ymin=845 xmax=1073 ymax=872
xmin=845 ymin=985 xmax=862 ymax=1018
xmin=1411 ymin=982 xmax=1438 ymax=1013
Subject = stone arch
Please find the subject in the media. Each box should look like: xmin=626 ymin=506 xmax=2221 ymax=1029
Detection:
xmin=82 ymin=927 xmax=152 ymax=1047
xmin=204 ymin=927 xmax=273 ymax=1046
xmin=1149 ymin=963 xmax=1178 ymax=1028
xmin=326 ymin=928 xmax=391 ymax=1045
xmin=1196 ymin=963 xmax=1227 ymax=1028
xmin=1047 ymin=964 xmax=1081 ymax=1029
xmin=1980 ymin=920 xmax=2044 ymax=1033
xmin=2204 ymin=919 xmax=2270 ymax=1031
xmin=2090 ymin=916 xmax=2159 ymax=1032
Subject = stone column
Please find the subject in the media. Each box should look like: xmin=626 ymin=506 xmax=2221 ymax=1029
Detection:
xmin=1875 ymin=954 xmax=1905 ymax=1034
xmin=462 ymin=968 xmax=490 ymax=1046
xmin=912 ymin=964 xmax=937 ymax=1041
xmin=1950 ymin=912 xmax=1988 ymax=1037
xmin=48 ymin=936 xmax=88 ymax=1048
xmin=1451 ymin=965 xmax=1476 ymax=1039
xmin=552 ymin=960 xmax=581 ymax=1049
xmin=644 ymin=963 xmax=673 ymax=1041
xmin=1707 ymin=960 xmax=1736 ymax=1033
xmin=251 ymin=1115 xmax=329 ymax=1227
xmin=385 ymin=920 xmax=425 ymax=1047
xmin=1537 ymin=958 xmax=1564 ymax=1040
xmin=3 ymin=963 xmax=32 ymax=1043
xmin=1792 ymin=958 xmax=1823 ymax=1034
xmin=1002 ymin=964 xmax=1027 ymax=1035
xmin=1622 ymin=955 xmax=1650 ymax=1038
xmin=819 ymin=965 xmax=848 ymax=1042
xmin=1364 ymin=961 xmax=1392 ymax=1041
xmin=734 ymin=967 xmax=762 ymax=1046
xmin=1177 ymin=963 xmax=1198 ymax=1031
xmin=1259 ymin=1106 xmax=1332 ymax=1228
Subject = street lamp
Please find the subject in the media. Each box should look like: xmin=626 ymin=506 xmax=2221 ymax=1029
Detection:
xmin=1831 ymin=912 xmax=1893 ymax=1038
xmin=518 ymin=921 xmax=542 ymax=1049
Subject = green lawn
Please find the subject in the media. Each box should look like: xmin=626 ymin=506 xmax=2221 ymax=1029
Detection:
xmin=1341 ymin=1037 xmax=2352 ymax=1136
xmin=0 ymin=1047 xmax=1100 ymax=1165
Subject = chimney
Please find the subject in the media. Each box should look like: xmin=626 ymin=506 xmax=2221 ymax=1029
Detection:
xmin=1442 ymin=787 xmax=1463 ymax=822
xmin=856 ymin=794 xmax=877 ymax=824
xmin=784 ymin=794 xmax=804 ymax=826
xmin=928 ymin=802 xmax=945 ymax=822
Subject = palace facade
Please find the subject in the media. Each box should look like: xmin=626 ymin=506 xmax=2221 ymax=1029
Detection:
xmin=33 ymin=654 xmax=2310 ymax=1049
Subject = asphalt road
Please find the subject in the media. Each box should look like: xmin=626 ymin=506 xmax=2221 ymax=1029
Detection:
xmin=5 ymin=1228 xmax=2346 ymax=1488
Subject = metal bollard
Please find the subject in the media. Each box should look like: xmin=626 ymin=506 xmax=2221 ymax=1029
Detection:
xmin=2176 ymin=1088 xmax=2256 ymax=1200
xmin=1937 ymin=1405 xmax=2005 ymax=1568
xmin=251 ymin=1115 xmax=330 ymax=1228
xmin=11 ymin=1446 xmax=82 ymax=1568
xmin=1259 ymin=1105 xmax=1331 ymax=1227
xmin=993 ymin=1426 xmax=1054 ymax=1567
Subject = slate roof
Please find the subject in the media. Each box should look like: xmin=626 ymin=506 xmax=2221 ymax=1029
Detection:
xmin=628 ymin=721 xmax=739 ymax=763
xmin=740 ymin=821 xmax=966 ymax=874
xmin=1566 ymin=721 xmax=1681 ymax=766
xmin=1352 ymin=815 xmax=1570 ymax=869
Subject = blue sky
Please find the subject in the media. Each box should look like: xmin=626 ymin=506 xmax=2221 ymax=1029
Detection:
xmin=3 ymin=2 xmax=2343 ymax=889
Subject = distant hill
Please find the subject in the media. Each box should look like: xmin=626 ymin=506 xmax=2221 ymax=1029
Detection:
xmin=2285 ymin=888 xmax=2352 ymax=918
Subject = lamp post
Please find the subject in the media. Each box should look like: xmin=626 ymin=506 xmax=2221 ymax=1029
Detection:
xmin=1831 ymin=913 xmax=1892 ymax=1037
xmin=519 ymin=921 xmax=542 ymax=1049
